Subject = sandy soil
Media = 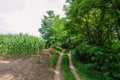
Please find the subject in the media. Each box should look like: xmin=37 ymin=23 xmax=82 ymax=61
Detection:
xmin=0 ymin=49 xmax=54 ymax=80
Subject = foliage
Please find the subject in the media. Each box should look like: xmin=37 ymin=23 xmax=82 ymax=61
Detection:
xmin=65 ymin=0 xmax=120 ymax=46
xmin=39 ymin=11 xmax=57 ymax=47
xmin=0 ymin=33 xmax=45 ymax=58
xmin=111 ymin=40 xmax=120 ymax=53
xmin=75 ymin=44 xmax=120 ymax=79
xmin=39 ymin=11 xmax=67 ymax=48
xmin=71 ymin=50 xmax=108 ymax=80
xmin=64 ymin=0 xmax=120 ymax=79
xmin=54 ymin=46 xmax=63 ymax=51
xmin=39 ymin=0 xmax=120 ymax=79
xmin=61 ymin=52 xmax=76 ymax=80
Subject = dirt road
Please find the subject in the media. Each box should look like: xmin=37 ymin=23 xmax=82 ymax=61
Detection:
xmin=68 ymin=51 xmax=81 ymax=80
xmin=0 ymin=49 xmax=54 ymax=80
xmin=0 ymin=49 xmax=82 ymax=80
xmin=54 ymin=50 xmax=64 ymax=80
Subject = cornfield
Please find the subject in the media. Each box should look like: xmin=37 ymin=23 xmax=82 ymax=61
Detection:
xmin=0 ymin=33 xmax=45 ymax=57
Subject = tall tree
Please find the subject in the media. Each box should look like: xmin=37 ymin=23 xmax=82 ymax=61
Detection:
xmin=64 ymin=0 xmax=120 ymax=79
xmin=64 ymin=0 xmax=120 ymax=47
xmin=39 ymin=11 xmax=67 ymax=47
xmin=39 ymin=10 xmax=59 ymax=47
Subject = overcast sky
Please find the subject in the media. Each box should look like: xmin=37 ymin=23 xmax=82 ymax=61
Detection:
xmin=0 ymin=0 xmax=65 ymax=37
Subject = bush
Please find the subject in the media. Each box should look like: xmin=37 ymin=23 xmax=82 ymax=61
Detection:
xmin=111 ymin=40 xmax=120 ymax=53
xmin=75 ymin=43 xmax=91 ymax=63
xmin=54 ymin=46 xmax=63 ymax=51
xmin=75 ymin=43 xmax=120 ymax=79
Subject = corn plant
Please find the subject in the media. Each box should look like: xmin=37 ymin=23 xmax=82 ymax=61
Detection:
xmin=0 ymin=33 xmax=45 ymax=58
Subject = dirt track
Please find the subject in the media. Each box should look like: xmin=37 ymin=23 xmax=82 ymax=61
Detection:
xmin=0 ymin=49 xmax=81 ymax=80
xmin=54 ymin=50 xmax=64 ymax=80
xmin=68 ymin=51 xmax=81 ymax=80
xmin=0 ymin=49 xmax=54 ymax=80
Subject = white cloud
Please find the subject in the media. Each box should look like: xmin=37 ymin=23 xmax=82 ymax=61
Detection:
xmin=0 ymin=0 xmax=65 ymax=37
xmin=0 ymin=0 xmax=24 ymax=14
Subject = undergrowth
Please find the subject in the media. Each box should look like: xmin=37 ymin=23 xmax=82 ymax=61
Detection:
xmin=71 ymin=50 xmax=108 ymax=80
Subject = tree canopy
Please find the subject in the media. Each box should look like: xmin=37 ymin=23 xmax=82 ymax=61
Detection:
xmin=39 ymin=0 xmax=120 ymax=79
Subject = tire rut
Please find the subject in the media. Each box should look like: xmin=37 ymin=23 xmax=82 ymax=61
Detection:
xmin=54 ymin=50 xmax=64 ymax=80
xmin=68 ymin=51 xmax=81 ymax=80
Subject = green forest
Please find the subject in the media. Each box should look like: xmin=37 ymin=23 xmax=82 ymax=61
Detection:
xmin=0 ymin=0 xmax=120 ymax=80
xmin=39 ymin=0 xmax=120 ymax=80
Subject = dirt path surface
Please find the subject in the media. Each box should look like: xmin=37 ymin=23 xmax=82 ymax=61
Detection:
xmin=68 ymin=51 xmax=81 ymax=80
xmin=54 ymin=50 xmax=64 ymax=80
xmin=0 ymin=49 xmax=54 ymax=80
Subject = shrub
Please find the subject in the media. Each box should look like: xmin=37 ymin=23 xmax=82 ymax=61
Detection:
xmin=75 ymin=42 xmax=120 ymax=79
xmin=75 ymin=43 xmax=91 ymax=63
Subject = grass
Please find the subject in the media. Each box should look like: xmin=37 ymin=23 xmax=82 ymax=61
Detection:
xmin=71 ymin=50 xmax=107 ymax=80
xmin=50 ymin=50 xmax=60 ymax=67
xmin=61 ymin=52 xmax=76 ymax=80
